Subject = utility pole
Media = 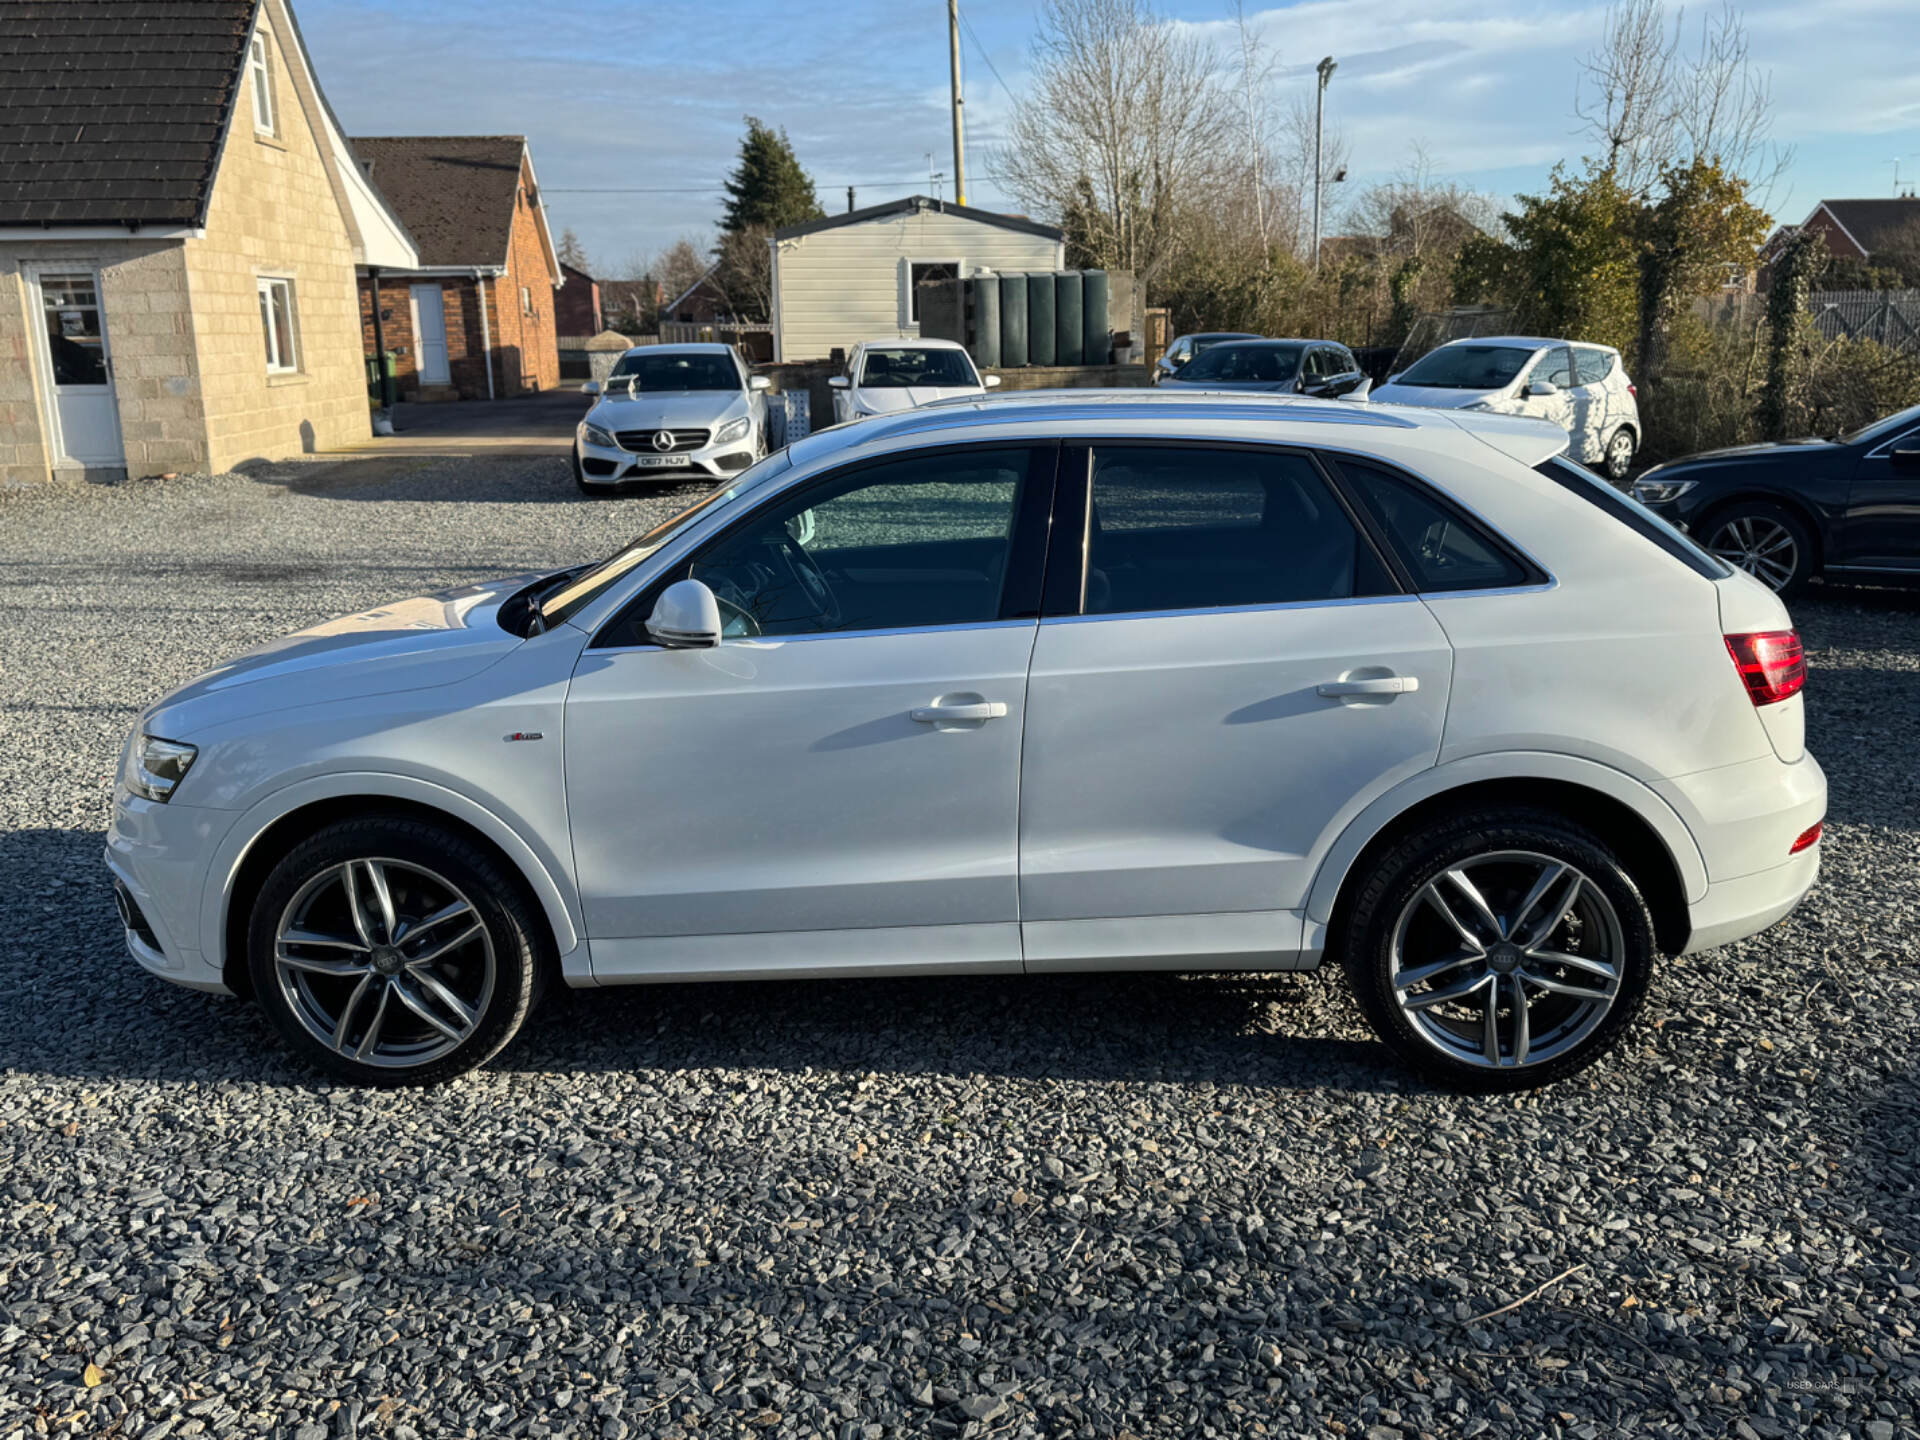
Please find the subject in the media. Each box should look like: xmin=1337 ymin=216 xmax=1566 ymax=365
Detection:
xmin=847 ymin=186 xmax=855 ymax=213
xmin=948 ymin=0 xmax=967 ymax=207
xmin=1313 ymin=55 xmax=1336 ymax=269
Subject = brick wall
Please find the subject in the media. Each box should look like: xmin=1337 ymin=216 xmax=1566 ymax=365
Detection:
xmin=487 ymin=163 xmax=560 ymax=395
xmin=0 ymin=238 xmax=209 ymax=485
xmin=556 ymin=266 xmax=600 ymax=338
xmin=183 ymin=0 xmax=371 ymax=471
xmin=360 ymin=274 xmax=503 ymax=399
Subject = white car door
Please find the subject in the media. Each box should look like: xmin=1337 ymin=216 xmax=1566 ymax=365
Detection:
xmin=1017 ymin=443 xmax=1456 ymax=970
xmin=1568 ymin=346 xmax=1615 ymax=463
xmin=564 ymin=443 xmax=1055 ymax=981
xmin=1518 ymin=345 xmax=1576 ymax=434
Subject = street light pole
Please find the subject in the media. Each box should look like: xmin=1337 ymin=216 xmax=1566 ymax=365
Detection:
xmin=949 ymin=0 xmax=967 ymax=207
xmin=1313 ymin=55 xmax=1336 ymax=269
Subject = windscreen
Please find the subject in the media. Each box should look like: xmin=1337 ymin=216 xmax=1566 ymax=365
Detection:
xmin=1180 ymin=344 xmax=1302 ymax=384
xmin=609 ymin=351 xmax=740 ymax=391
xmin=1394 ymin=345 xmax=1535 ymax=390
xmin=858 ymin=348 xmax=980 ymax=388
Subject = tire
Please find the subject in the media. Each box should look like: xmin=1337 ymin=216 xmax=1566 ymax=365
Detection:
xmin=247 ymin=815 xmax=549 ymax=1086
xmin=1602 ymin=426 xmax=1637 ymax=484
xmin=1699 ymin=500 xmax=1815 ymax=596
xmin=1340 ymin=807 xmax=1656 ymax=1093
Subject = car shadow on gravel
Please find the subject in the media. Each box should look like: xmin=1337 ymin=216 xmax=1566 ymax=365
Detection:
xmin=2 ymin=827 xmax=1411 ymax=1093
xmin=245 ymin=457 xmax=714 ymax=508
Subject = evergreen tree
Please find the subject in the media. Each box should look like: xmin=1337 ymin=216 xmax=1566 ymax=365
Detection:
xmin=556 ymin=227 xmax=592 ymax=273
xmin=720 ymin=117 xmax=824 ymax=234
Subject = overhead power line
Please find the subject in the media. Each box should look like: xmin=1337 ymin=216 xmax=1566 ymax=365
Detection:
xmin=957 ymin=5 xmax=1019 ymax=106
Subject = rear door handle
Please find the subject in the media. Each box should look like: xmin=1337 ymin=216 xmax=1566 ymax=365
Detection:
xmin=911 ymin=701 xmax=1008 ymax=723
xmin=1318 ymin=676 xmax=1418 ymax=697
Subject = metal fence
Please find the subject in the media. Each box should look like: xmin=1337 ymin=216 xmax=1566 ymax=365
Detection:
xmin=1809 ymin=289 xmax=1920 ymax=353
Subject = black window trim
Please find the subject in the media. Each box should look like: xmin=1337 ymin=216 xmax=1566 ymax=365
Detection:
xmin=1320 ymin=449 xmax=1554 ymax=596
xmin=589 ymin=439 xmax=1062 ymax=649
xmin=1039 ymin=437 xmax=1408 ymax=621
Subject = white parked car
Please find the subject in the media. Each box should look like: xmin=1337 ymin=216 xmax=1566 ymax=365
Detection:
xmin=108 ymin=393 xmax=1823 ymax=1091
xmin=829 ymin=339 xmax=999 ymax=423
xmin=1372 ymin=337 xmax=1641 ymax=482
xmin=573 ymin=343 xmax=769 ymax=492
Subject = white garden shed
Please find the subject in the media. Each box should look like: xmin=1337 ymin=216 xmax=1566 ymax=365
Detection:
xmin=770 ymin=195 xmax=1065 ymax=362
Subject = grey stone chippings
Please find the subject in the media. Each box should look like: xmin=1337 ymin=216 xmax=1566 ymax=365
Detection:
xmin=1 ymin=460 xmax=1918 ymax=1439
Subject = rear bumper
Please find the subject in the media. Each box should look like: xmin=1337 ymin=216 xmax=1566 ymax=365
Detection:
xmin=1681 ymin=846 xmax=1819 ymax=954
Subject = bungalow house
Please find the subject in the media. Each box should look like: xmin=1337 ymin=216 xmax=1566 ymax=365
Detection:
xmin=0 ymin=0 xmax=418 ymax=485
xmin=1759 ymin=197 xmax=1920 ymax=289
xmin=770 ymin=195 xmax=1064 ymax=361
xmin=352 ymin=136 xmax=563 ymax=400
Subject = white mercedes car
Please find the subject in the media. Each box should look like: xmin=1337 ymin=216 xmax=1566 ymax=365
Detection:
xmin=108 ymin=393 xmax=1823 ymax=1091
xmin=1372 ymin=337 xmax=1641 ymax=482
xmin=573 ymin=343 xmax=769 ymax=492
xmin=829 ymin=338 xmax=999 ymax=424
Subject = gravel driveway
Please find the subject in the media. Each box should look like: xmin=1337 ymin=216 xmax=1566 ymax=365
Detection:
xmin=2 ymin=458 xmax=1918 ymax=1440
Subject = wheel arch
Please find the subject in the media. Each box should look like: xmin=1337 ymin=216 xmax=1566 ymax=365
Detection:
xmin=209 ymin=776 xmax=583 ymax=998
xmin=1307 ymin=759 xmax=1703 ymax=962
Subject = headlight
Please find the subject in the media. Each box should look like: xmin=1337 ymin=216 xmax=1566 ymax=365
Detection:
xmin=715 ymin=416 xmax=752 ymax=445
xmin=582 ymin=422 xmax=620 ymax=450
xmin=126 ymin=735 xmax=198 ymax=803
xmin=1633 ymin=478 xmax=1697 ymax=503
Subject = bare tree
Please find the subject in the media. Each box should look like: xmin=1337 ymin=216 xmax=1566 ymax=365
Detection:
xmin=708 ymin=226 xmax=774 ymax=322
xmin=1228 ymin=0 xmax=1278 ymax=250
xmin=1343 ymin=146 xmax=1499 ymax=260
xmin=1576 ymin=0 xmax=1786 ymax=199
xmin=996 ymin=0 xmax=1236 ymax=282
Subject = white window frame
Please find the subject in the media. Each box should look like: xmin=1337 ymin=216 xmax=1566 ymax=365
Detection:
xmin=521 ymin=285 xmax=533 ymax=316
xmin=258 ymin=276 xmax=299 ymax=373
xmin=248 ymin=33 xmax=276 ymax=136
xmin=900 ymin=257 xmax=965 ymax=329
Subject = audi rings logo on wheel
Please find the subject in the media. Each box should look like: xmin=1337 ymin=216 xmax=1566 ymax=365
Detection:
xmin=652 ymin=430 xmax=676 ymax=453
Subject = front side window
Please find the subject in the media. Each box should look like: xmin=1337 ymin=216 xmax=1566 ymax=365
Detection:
xmin=258 ymin=277 xmax=298 ymax=372
xmin=1393 ymin=345 xmax=1533 ymax=390
xmin=685 ymin=447 xmax=1034 ymax=637
xmin=1335 ymin=459 xmax=1533 ymax=593
xmin=607 ymin=351 xmax=740 ymax=391
xmin=1530 ymin=347 xmax=1575 ymax=389
xmin=1080 ymin=447 xmax=1391 ymax=615
xmin=248 ymin=33 xmax=276 ymax=135
xmin=857 ymin=347 xmax=979 ymax=388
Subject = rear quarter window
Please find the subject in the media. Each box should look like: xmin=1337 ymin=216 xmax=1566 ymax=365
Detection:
xmin=1332 ymin=458 xmax=1538 ymax=593
xmin=1535 ymin=457 xmax=1731 ymax=580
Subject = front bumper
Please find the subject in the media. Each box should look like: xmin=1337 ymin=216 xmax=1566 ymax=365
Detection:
xmin=577 ymin=432 xmax=758 ymax=484
xmin=103 ymin=790 xmax=236 ymax=994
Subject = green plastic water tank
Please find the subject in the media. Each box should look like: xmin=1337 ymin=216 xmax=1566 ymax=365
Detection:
xmin=998 ymin=273 xmax=1028 ymax=368
xmin=1081 ymin=269 xmax=1111 ymax=366
xmin=968 ymin=274 xmax=1001 ymax=371
xmin=1027 ymin=272 xmax=1057 ymax=367
xmin=1054 ymin=271 xmax=1084 ymax=367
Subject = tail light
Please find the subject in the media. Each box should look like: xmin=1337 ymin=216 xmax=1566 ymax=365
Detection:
xmin=1790 ymin=821 xmax=1822 ymax=854
xmin=1628 ymin=383 xmax=1637 ymax=397
xmin=1726 ymin=630 xmax=1805 ymax=705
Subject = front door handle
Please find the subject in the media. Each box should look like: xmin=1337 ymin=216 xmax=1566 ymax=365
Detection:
xmin=911 ymin=700 xmax=1008 ymax=723
xmin=1318 ymin=676 xmax=1418 ymax=698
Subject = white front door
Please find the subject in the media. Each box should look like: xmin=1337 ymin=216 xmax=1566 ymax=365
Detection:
xmin=1017 ymin=444 xmax=1453 ymax=965
xmin=563 ymin=444 xmax=1051 ymax=982
xmin=31 ymin=270 xmax=123 ymax=467
xmin=409 ymin=284 xmax=450 ymax=384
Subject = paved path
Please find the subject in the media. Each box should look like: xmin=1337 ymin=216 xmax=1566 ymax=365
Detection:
xmin=320 ymin=390 xmax=589 ymax=458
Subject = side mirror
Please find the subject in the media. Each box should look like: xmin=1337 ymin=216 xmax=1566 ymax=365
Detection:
xmin=828 ymin=375 xmax=850 ymax=389
xmin=1339 ymin=377 xmax=1373 ymax=402
xmin=1525 ymin=379 xmax=1559 ymax=398
xmin=580 ymin=380 xmax=601 ymax=397
xmin=748 ymin=375 xmax=772 ymax=392
xmin=984 ymin=374 xmax=1002 ymax=388
xmin=645 ymin=579 xmax=722 ymax=649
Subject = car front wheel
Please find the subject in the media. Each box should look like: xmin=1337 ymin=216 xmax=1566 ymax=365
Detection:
xmin=247 ymin=816 xmax=547 ymax=1086
xmin=1341 ymin=807 xmax=1655 ymax=1092
xmin=1700 ymin=501 xmax=1814 ymax=596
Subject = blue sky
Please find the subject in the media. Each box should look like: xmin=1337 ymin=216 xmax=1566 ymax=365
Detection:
xmin=297 ymin=0 xmax=1920 ymax=275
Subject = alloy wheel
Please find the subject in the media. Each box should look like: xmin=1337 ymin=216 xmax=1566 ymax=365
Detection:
xmin=1605 ymin=430 xmax=1635 ymax=480
xmin=273 ymin=857 xmax=495 ymax=1070
xmin=1389 ymin=850 xmax=1624 ymax=1071
xmin=1707 ymin=515 xmax=1797 ymax=591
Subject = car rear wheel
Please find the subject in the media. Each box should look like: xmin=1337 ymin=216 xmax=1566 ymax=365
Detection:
xmin=247 ymin=816 xmax=546 ymax=1086
xmin=1701 ymin=501 xmax=1814 ymax=596
xmin=1603 ymin=427 xmax=1636 ymax=483
xmin=1341 ymin=808 xmax=1655 ymax=1092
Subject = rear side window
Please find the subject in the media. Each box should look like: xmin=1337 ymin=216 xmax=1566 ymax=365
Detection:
xmin=1335 ymin=459 xmax=1535 ymax=592
xmin=1535 ymin=457 xmax=1731 ymax=579
xmin=1573 ymin=347 xmax=1615 ymax=386
xmin=1081 ymin=447 xmax=1393 ymax=615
